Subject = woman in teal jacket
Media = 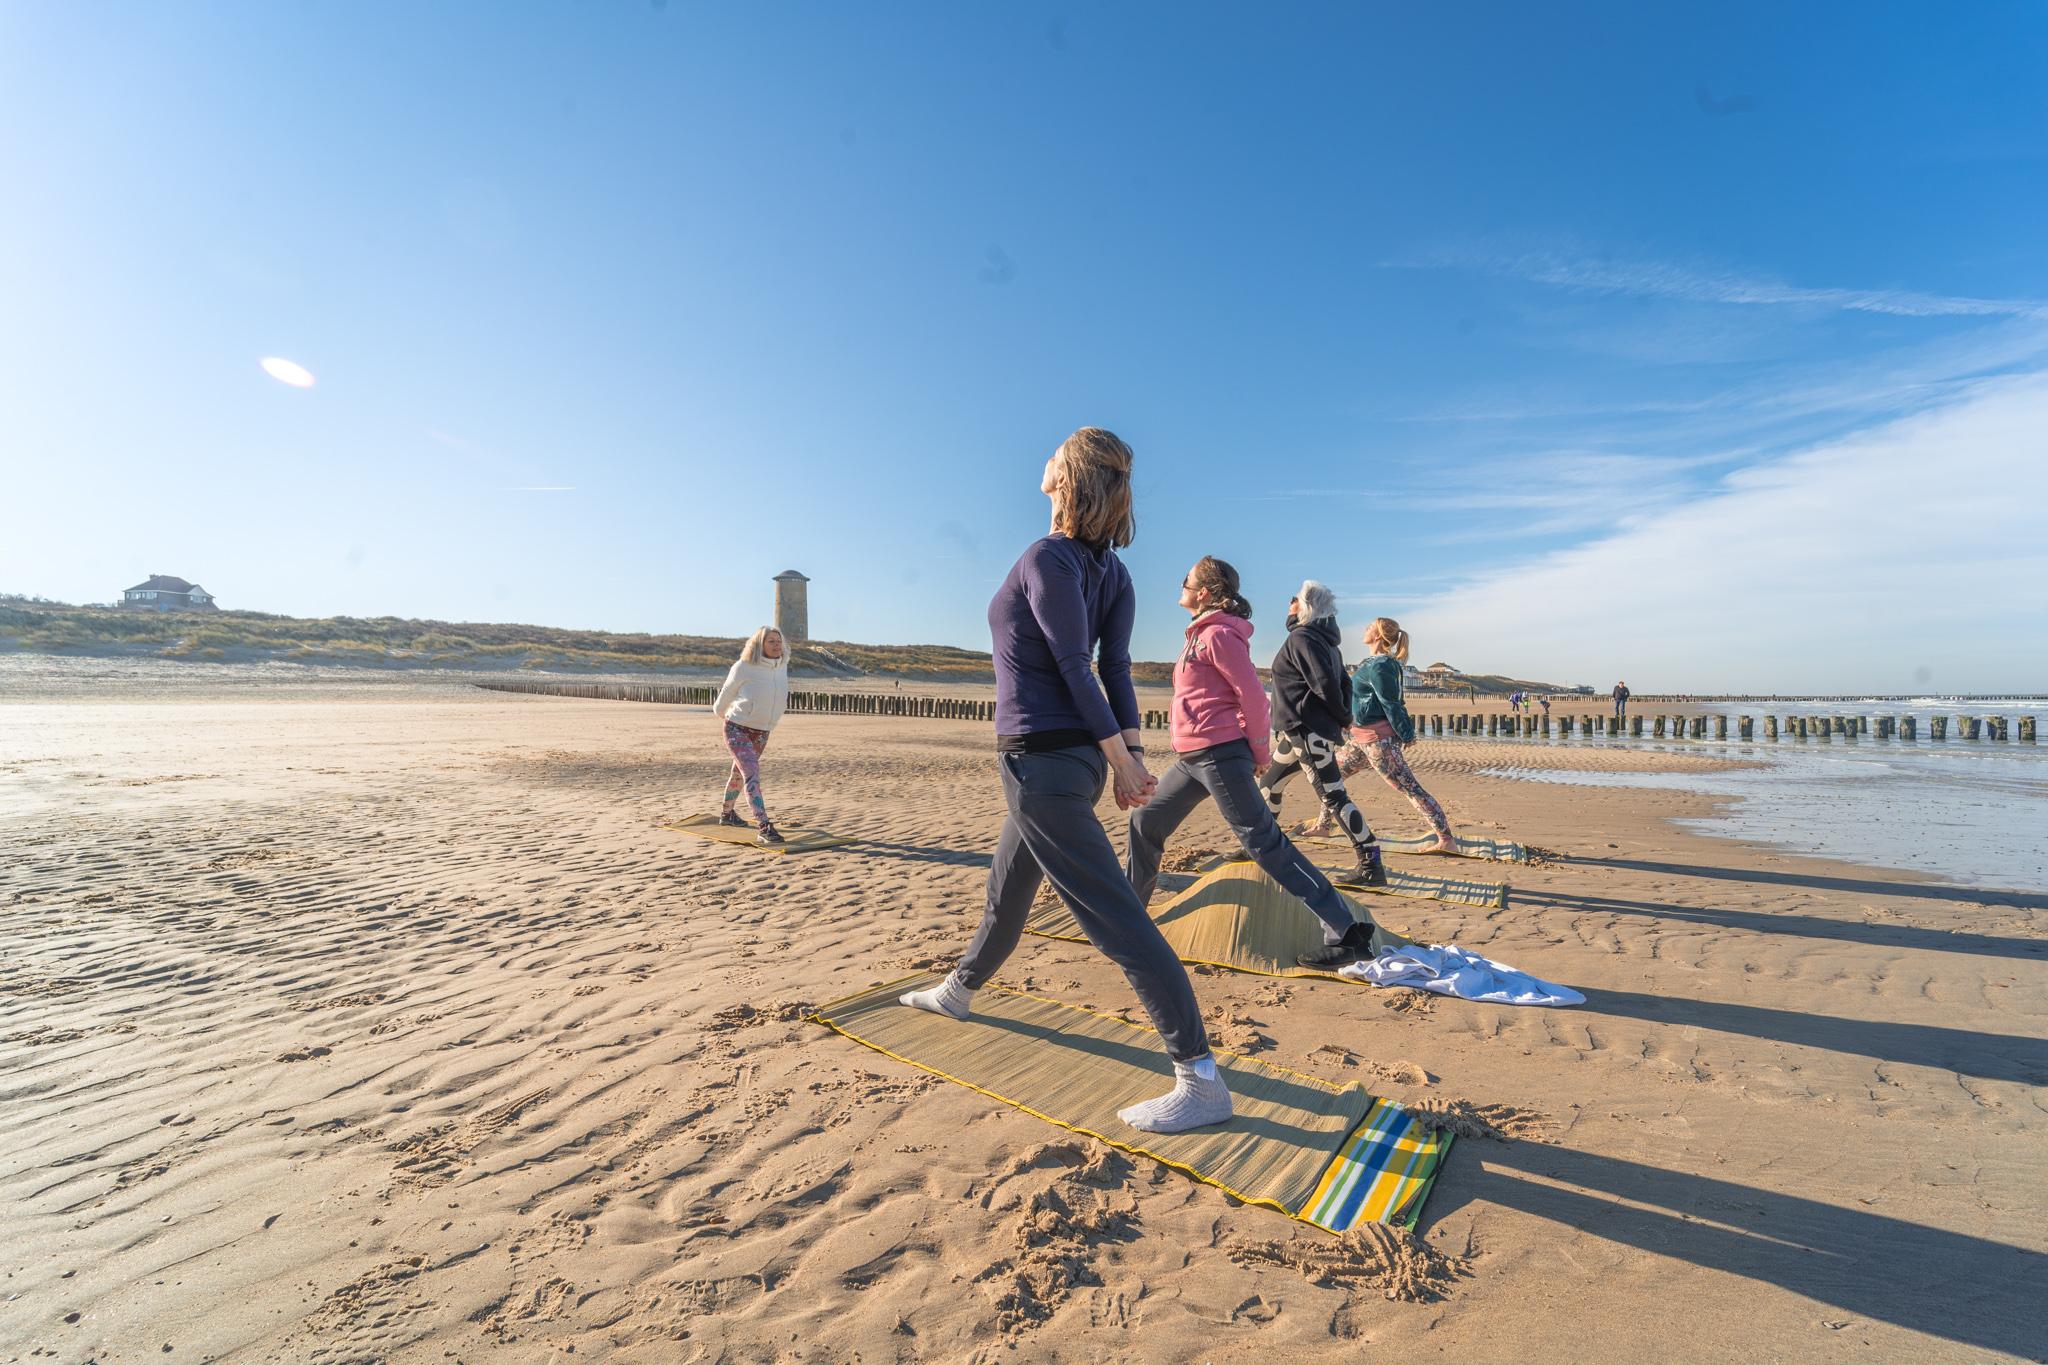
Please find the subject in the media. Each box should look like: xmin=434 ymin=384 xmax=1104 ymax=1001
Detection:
xmin=1338 ymin=616 xmax=1457 ymax=854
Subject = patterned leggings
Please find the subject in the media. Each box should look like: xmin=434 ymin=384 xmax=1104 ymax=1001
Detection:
xmin=1258 ymin=729 xmax=1375 ymax=851
xmin=720 ymin=721 xmax=771 ymax=822
xmin=1312 ymin=729 xmax=1453 ymax=842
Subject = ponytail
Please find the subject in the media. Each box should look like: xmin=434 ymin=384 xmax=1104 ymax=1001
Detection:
xmin=1369 ymin=616 xmax=1410 ymax=663
xmin=1189 ymin=555 xmax=1252 ymax=620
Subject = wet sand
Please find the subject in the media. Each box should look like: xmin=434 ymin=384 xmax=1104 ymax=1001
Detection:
xmin=2 ymin=677 xmax=2044 ymax=1362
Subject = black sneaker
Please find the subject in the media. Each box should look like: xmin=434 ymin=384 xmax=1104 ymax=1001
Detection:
xmin=756 ymin=822 xmax=785 ymax=847
xmin=1296 ymin=922 xmax=1379 ymax=972
xmin=718 ymin=810 xmax=747 ymax=828
xmin=1343 ymin=844 xmax=1387 ymax=889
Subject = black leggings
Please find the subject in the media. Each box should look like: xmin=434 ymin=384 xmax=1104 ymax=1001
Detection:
xmin=1258 ymin=728 xmax=1374 ymax=852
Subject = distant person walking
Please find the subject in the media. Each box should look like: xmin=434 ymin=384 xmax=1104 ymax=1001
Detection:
xmin=1257 ymin=580 xmax=1386 ymax=887
xmin=1127 ymin=557 xmax=1383 ymax=972
xmin=1539 ymin=695 xmax=1551 ymax=720
xmin=714 ymin=626 xmax=791 ymax=845
xmin=1613 ymin=681 xmax=1630 ymax=720
xmin=1305 ymin=617 xmax=1457 ymax=855
xmin=900 ymin=428 xmax=1232 ymax=1135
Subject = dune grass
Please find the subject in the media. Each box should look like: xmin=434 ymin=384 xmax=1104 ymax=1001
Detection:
xmin=0 ymin=602 xmax=1179 ymax=683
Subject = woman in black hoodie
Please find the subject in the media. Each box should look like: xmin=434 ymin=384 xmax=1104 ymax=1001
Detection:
xmin=1257 ymin=581 xmax=1385 ymax=887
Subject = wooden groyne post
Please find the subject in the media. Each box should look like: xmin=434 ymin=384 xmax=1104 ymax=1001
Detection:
xmin=1421 ymin=704 xmax=2041 ymax=745
xmin=473 ymin=680 xmax=1005 ymax=723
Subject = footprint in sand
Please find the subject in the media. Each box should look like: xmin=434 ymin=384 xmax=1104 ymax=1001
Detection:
xmin=1404 ymin=1097 xmax=1549 ymax=1142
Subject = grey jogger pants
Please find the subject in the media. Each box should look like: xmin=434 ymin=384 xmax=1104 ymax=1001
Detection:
xmin=955 ymin=745 xmax=1210 ymax=1062
xmin=1126 ymin=738 xmax=1360 ymax=944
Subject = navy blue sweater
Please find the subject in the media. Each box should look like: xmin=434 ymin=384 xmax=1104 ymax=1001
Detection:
xmin=989 ymin=534 xmax=1140 ymax=748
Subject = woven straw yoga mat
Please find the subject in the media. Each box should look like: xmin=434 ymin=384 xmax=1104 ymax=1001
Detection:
xmin=813 ymin=974 xmax=1451 ymax=1230
xmin=1303 ymin=831 xmax=1529 ymax=864
xmin=660 ymin=813 xmax=855 ymax=854
xmin=1343 ymin=864 xmax=1507 ymax=910
xmin=1278 ymin=847 xmax=1509 ymax=908
xmin=1026 ymin=860 xmax=1403 ymax=980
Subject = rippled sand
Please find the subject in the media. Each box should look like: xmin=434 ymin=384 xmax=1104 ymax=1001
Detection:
xmin=3 ymin=678 xmax=2043 ymax=1361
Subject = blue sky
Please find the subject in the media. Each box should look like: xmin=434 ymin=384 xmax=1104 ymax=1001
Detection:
xmin=2 ymin=3 xmax=2044 ymax=691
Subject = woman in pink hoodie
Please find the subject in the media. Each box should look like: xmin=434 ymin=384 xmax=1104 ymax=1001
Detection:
xmin=1126 ymin=556 xmax=1384 ymax=971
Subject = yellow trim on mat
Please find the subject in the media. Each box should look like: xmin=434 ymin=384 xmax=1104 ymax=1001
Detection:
xmin=810 ymin=976 xmax=1382 ymax=1235
xmin=659 ymin=813 xmax=856 ymax=854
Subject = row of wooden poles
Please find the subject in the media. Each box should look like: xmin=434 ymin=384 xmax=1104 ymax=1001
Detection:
xmin=475 ymin=680 xmax=1000 ymax=721
xmin=475 ymin=683 xmax=2038 ymax=743
xmin=1429 ymin=711 xmax=2039 ymax=742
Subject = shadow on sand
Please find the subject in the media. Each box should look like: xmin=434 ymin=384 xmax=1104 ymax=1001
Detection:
xmin=1518 ymin=887 xmax=2048 ymax=960
xmin=1427 ymin=1143 xmax=2047 ymax=1357
xmin=1575 ymin=987 xmax=2048 ymax=1086
xmin=843 ymin=839 xmax=991 ymax=869
xmin=1561 ymin=855 xmax=2048 ymax=912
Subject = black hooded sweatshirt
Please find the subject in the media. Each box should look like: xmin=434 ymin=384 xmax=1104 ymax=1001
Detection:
xmin=1270 ymin=614 xmax=1352 ymax=743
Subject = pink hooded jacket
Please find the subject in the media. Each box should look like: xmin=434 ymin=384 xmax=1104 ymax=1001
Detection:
xmin=1169 ymin=610 xmax=1272 ymax=766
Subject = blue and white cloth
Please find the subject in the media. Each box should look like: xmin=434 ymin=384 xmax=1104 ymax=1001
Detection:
xmin=1339 ymin=943 xmax=1585 ymax=1007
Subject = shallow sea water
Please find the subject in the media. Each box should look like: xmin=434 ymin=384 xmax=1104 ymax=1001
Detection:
xmin=1484 ymin=700 xmax=2048 ymax=891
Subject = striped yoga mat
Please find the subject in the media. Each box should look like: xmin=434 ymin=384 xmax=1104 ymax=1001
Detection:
xmin=1216 ymin=851 xmax=1509 ymax=910
xmin=660 ymin=813 xmax=855 ymax=853
xmin=812 ymin=974 xmax=1453 ymax=1234
xmin=1299 ymin=1098 xmax=1448 ymax=1231
xmin=1304 ymin=831 xmax=1529 ymax=864
xmin=1025 ymin=860 xmax=1409 ymax=980
xmin=1351 ymin=864 xmax=1508 ymax=910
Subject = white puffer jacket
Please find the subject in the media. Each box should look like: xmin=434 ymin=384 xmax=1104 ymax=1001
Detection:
xmin=714 ymin=658 xmax=789 ymax=732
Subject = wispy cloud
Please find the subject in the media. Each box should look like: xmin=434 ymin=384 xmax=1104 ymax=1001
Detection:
xmin=1400 ymin=314 xmax=2048 ymax=448
xmin=1391 ymin=248 xmax=2048 ymax=322
xmin=1406 ymin=372 xmax=2048 ymax=692
xmin=1242 ymin=488 xmax=1399 ymax=503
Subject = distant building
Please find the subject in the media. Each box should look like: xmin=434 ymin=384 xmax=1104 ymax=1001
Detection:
xmin=1422 ymin=661 xmax=1459 ymax=681
xmin=122 ymin=575 xmax=218 ymax=612
xmin=773 ymin=570 xmax=810 ymax=642
xmin=1402 ymin=664 xmax=1426 ymax=687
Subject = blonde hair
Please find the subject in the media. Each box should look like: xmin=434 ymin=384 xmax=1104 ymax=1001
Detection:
xmin=739 ymin=626 xmax=787 ymax=666
xmin=1368 ymin=616 xmax=1410 ymax=662
xmin=1049 ymin=427 xmax=1136 ymax=549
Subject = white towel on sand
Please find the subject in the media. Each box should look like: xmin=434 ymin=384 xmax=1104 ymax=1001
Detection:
xmin=1339 ymin=943 xmax=1585 ymax=1007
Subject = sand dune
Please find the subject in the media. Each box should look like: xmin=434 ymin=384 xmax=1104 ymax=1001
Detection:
xmin=2 ymin=684 xmax=2043 ymax=1361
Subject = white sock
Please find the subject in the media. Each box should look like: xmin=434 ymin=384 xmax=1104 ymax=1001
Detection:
xmin=1117 ymin=1054 xmax=1233 ymax=1133
xmin=898 ymin=972 xmax=974 ymax=1021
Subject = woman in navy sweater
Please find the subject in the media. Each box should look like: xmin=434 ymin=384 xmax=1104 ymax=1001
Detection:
xmin=901 ymin=428 xmax=1232 ymax=1135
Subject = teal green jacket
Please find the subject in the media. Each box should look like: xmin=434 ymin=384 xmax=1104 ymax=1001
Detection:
xmin=1350 ymin=654 xmax=1416 ymax=742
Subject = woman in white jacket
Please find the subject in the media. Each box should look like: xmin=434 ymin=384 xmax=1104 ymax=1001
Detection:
xmin=714 ymin=626 xmax=791 ymax=845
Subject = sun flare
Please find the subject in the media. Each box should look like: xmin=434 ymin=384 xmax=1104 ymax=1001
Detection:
xmin=259 ymin=356 xmax=316 ymax=388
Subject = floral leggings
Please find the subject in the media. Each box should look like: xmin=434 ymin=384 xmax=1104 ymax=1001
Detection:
xmin=720 ymin=721 xmax=771 ymax=822
xmin=1308 ymin=728 xmax=1453 ymax=842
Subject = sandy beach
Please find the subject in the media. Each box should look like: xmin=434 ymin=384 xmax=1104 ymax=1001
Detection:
xmin=3 ymin=674 xmax=2044 ymax=1362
